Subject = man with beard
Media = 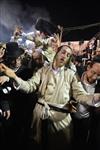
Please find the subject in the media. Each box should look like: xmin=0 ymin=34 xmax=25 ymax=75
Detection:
xmin=0 ymin=45 xmax=100 ymax=150
xmin=71 ymin=58 xmax=100 ymax=150
xmin=0 ymin=42 xmax=35 ymax=150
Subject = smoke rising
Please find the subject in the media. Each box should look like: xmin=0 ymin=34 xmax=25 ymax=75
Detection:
xmin=0 ymin=0 xmax=50 ymax=42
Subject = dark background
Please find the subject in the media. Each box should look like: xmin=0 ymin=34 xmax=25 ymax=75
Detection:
xmin=0 ymin=0 xmax=100 ymax=41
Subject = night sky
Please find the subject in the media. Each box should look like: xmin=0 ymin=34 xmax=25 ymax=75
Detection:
xmin=0 ymin=0 xmax=100 ymax=41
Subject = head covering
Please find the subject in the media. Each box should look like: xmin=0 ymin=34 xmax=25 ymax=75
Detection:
xmin=35 ymin=18 xmax=60 ymax=36
xmin=5 ymin=42 xmax=24 ymax=60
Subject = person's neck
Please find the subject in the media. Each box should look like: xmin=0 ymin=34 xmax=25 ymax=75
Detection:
xmin=52 ymin=61 xmax=59 ymax=70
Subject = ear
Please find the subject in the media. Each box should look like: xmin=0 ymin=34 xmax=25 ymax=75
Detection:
xmin=87 ymin=65 xmax=91 ymax=71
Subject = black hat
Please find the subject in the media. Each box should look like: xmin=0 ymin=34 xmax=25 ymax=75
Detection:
xmin=35 ymin=18 xmax=60 ymax=36
xmin=5 ymin=42 xmax=24 ymax=60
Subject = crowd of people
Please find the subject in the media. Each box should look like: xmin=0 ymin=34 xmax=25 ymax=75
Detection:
xmin=0 ymin=19 xmax=100 ymax=150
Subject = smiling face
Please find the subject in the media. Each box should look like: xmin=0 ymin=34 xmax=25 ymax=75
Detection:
xmin=53 ymin=45 xmax=72 ymax=69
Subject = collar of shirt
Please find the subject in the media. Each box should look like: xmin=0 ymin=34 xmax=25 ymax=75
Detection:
xmin=52 ymin=66 xmax=64 ymax=75
xmin=83 ymin=80 xmax=97 ymax=87
xmin=83 ymin=80 xmax=97 ymax=94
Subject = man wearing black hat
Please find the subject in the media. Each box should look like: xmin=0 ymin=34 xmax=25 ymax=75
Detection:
xmin=0 ymin=43 xmax=11 ymax=149
xmin=0 ymin=42 xmax=34 ymax=149
xmin=1 ymin=45 xmax=100 ymax=150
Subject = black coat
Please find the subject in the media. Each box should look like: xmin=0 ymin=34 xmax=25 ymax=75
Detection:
xmin=0 ymin=72 xmax=10 ymax=112
xmin=0 ymin=65 xmax=36 ymax=149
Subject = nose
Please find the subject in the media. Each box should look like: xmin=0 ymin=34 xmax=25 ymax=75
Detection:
xmin=61 ymin=53 xmax=66 ymax=58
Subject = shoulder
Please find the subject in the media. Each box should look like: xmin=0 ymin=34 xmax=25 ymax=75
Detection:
xmin=65 ymin=68 xmax=81 ymax=82
xmin=65 ymin=67 xmax=76 ymax=76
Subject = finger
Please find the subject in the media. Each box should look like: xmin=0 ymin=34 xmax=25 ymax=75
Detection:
xmin=0 ymin=66 xmax=5 ymax=72
xmin=71 ymin=109 xmax=77 ymax=113
xmin=6 ymin=111 xmax=11 ymax=120
xmin=3 ymin=111 xmax=6 ymax=117
xmin=0 ymin=63 xmax=8 ymax=69
xmin=72 ymin=105 xmax=77 ymax=111
xmin=0 ymin=81 xmax=4 ymax=85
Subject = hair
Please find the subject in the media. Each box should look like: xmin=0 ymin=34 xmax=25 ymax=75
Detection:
xmin=54 ymin=44 xmax=72 ymax=58
xmin=53 ymin=45 xmax=73 ymax=68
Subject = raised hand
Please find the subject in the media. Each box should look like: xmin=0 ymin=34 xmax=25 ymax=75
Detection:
xmin=0 ymin=75 xmax=9 ymax=85
xmin=3 ymin=110 xmax=11 ymax=120
xmin=0 ymin=63 xmax=17 ymax=79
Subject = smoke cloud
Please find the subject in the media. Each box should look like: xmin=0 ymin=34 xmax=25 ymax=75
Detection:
xmin=0 ymin=0 xmax=50 ymax=42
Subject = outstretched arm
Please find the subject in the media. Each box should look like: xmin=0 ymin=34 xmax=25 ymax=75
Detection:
xmin=0 ymin=63 xmax=41 ymax=93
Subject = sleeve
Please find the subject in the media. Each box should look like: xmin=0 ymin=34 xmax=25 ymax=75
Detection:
xmin=13 ymin=68 xmax=42 ymax=93
xmin=71 ymin=74 xmax=94 ymax=106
